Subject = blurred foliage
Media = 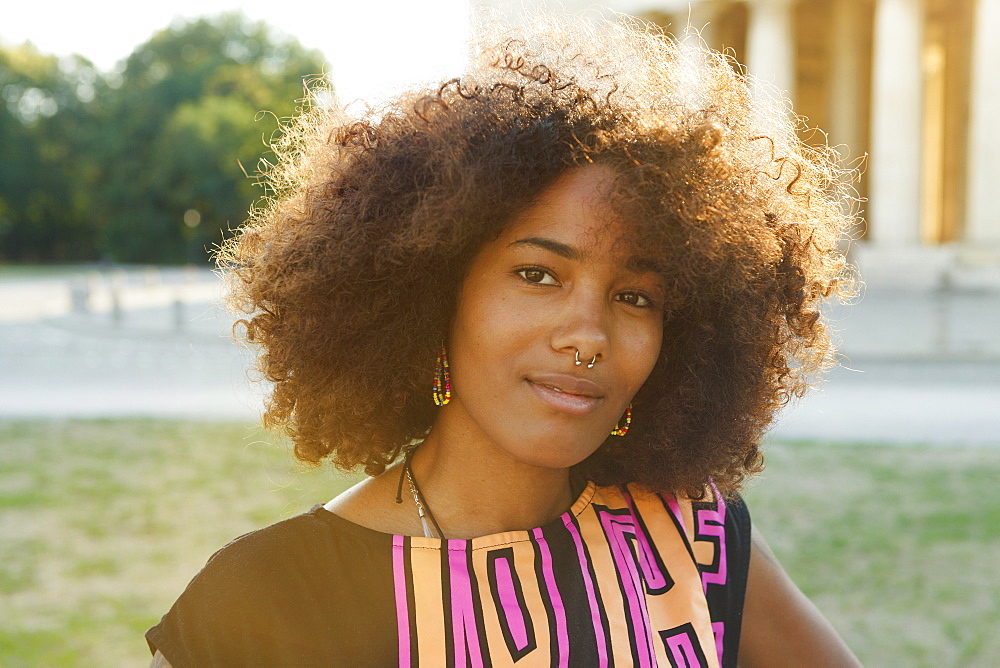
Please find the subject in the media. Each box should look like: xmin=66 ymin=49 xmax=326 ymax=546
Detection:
xmin=0 ymin=13 xmax=326 ymax=263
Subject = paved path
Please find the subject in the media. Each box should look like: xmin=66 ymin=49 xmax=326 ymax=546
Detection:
xmin=1 ymin=267 xmax=259 ymax=420
xmin=771 ymin=360 xmax=1000 ymax=446
xmin=1 ymin=268 xmax=997 ymax=446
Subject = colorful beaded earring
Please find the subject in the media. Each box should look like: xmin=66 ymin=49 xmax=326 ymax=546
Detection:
xmin=432 ymin=346 xmax=451 ymax=407
xmin=611 ymin=403 xmax=632 ymax=436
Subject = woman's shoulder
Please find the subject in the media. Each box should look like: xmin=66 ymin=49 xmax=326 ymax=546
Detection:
xmin=152 ymin=503 xmax=393 ymax=629
xmin=146 ymin=505 xmax=399 ymax=666
xmin=202 ymin=503 xmax=394 ymax=578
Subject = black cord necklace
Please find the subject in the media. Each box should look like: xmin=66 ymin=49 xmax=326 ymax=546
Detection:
xmin=395 ymin=450 xmax=446 ymax=539
xmin=392 ymin=450 xmax=584 ymax=541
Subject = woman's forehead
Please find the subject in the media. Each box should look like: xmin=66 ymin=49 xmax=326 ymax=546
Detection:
xmin=503 ymin=166 xmax=615 ymax=237
xmin=496 ymin=165 xmax=653 ymax=265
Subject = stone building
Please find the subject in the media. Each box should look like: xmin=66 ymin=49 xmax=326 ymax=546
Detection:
xmin=483 ymin=0 xmax=1000 ymax=290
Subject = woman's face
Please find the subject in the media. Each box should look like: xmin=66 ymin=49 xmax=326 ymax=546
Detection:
xmin=442 ymin=164 xmax=665 ymax=469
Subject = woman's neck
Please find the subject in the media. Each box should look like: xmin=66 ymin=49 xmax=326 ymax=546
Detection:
xmin=410 ymin=426 xmax=576 ymax=540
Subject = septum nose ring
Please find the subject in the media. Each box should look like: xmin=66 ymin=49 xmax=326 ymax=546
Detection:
xmin=574 ymin=350 xmax=598 ymax=369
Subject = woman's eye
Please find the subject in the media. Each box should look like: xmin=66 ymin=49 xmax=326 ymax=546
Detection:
xmin=616 ymin=291 xmax=652 ymax=308
xmin=517 ymin=268 xmax=559 ymax=285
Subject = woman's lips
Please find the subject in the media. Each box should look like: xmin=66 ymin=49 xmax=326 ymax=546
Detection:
xmin=526 ymin=374 xmax=605 ymax=416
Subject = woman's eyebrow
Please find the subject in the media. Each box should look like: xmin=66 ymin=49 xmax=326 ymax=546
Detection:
xmin=626 ymin=255 xmax=661 ymax=275
xmin=508 ymin=237 xmax=581 ymax=260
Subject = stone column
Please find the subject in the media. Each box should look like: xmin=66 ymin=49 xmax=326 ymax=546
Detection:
xmin=687 ymin=0 xmax=721 ymax=48
xmin=828 ymin=0 xmax=865 ymax=164
xmin=745 ymin=0 xmax=796 ymax=98
xmin=868 ymin=0 xmax=923 ymax=246
xmin=965 ymin=0 xmax=1000 ymax=247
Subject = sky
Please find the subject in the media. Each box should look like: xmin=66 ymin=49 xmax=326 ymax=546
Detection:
xmin=1 ymin=0 xmax=471 ymax=103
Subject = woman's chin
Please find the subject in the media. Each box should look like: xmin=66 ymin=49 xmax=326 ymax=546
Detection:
xmin=499 ymin=434 xmax=604 ymax=471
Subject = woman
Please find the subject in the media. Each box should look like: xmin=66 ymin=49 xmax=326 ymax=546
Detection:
xmin=148 ymin=13 xmax=859 ymax=667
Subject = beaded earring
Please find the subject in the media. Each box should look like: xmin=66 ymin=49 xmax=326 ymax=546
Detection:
xmin=611 ymin=403 xmax=632 ymax=436
xmin=432 ymin=346 xmax=451 ymax=407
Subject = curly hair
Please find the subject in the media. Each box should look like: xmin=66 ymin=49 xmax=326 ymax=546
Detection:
xmin=220 ymin=13 xmax=856 ymax=498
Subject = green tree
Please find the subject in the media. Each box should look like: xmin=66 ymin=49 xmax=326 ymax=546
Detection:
xmin=94 ymin=13 xmax=326 ymax=263
xmin=0 ymin=45 xmax=101 ymax=261
xmin=0 ymin=14 xmax=324 ymax=264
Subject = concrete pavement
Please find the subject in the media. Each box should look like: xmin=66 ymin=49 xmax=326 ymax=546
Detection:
xmin=1 ymin=267 xmax=260 ymax=420
xmin=1 ymin=267 xmax=997 ymax=446
xmin=771 ymin=359 xmax=1000 ymax=445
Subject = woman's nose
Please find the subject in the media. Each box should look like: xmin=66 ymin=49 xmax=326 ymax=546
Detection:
xmin=549 ymin=290 xmax=610 ymax=365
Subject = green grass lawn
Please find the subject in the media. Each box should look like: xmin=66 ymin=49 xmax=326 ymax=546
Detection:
xmin=742 ymin=441 xmax=1000 ymax=666
xmin=0 ymin=419 xmax=997 ymax=666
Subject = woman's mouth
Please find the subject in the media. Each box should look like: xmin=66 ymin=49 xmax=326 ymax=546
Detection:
xmin=526 ymin=375 xmax=604 ymax=416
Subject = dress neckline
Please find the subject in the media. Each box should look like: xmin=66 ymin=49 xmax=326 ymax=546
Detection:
xmin=314 ymin=481 xmax=598 ymax=550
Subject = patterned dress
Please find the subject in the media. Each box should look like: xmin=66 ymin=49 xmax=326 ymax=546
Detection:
xmin=147 ymin=482 xmax=750 ymax=667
